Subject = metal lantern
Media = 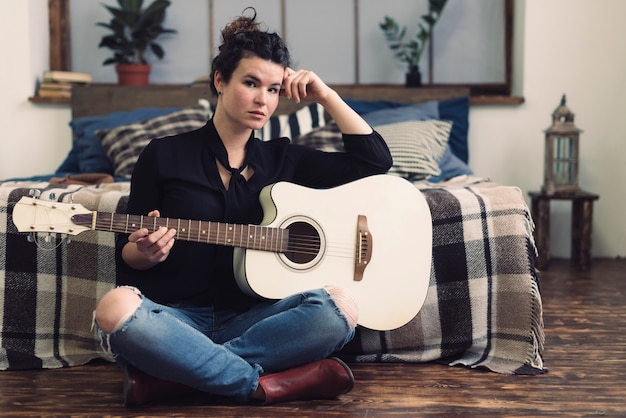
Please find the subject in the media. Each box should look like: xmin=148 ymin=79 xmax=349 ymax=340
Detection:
xmin=541 ymin=95 xmax=582 ymax=195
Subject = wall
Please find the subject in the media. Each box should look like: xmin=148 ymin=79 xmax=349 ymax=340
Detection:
xmin=1 ymin=0 xmax=72 ymax=179
xmin=2 ymin=0 xmax=625 ymax=258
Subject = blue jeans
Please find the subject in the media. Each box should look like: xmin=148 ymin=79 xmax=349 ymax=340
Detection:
xmin=96 ymin=288 xmax=355 ymax=402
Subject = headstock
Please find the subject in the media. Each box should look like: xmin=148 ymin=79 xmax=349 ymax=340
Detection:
xmin=12 ymin=196 xmax=93 ymax=236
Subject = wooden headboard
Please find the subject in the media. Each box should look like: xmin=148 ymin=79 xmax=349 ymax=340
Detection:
xmin=71 ymin=84 xmax=470 ymax=119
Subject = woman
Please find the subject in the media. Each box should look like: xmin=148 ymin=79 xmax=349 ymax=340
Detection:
xmin=94 ymin=9 xmax=392 ymax=407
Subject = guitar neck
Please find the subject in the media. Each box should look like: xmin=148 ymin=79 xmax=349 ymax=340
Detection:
xmin=73 ymin=212 xmax=289 ymax=252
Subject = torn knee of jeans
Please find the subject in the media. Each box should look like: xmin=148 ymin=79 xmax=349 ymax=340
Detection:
xmin=324 ymin=285 xmax=359 ymax=328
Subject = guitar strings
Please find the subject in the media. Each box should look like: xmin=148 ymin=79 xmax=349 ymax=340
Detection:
xmin=29 ymin=205 xmax=363 ymax=260
xmin=89 ymin=216 xmax=363 ymax=259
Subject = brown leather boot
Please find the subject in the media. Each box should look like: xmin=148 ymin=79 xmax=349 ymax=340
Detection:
xmin=258 ymin=357 xmax=355 ymax=405
xmin=122 ymin=364 xmax=197 ymax=407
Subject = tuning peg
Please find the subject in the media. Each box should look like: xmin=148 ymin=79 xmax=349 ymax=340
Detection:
xmin=29 ymin=189 xmax=42 ymax=199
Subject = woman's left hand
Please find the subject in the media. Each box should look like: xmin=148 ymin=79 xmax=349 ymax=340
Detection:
xmin=281 ymin=68 xmax=332 ymax=104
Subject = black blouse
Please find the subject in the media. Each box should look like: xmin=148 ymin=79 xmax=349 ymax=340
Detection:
xmin=116 ymin=119 xmax=392 ymax=309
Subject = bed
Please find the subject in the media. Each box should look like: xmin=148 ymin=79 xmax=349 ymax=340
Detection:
xmin=0 ymin=84 xmax=545 ymax=375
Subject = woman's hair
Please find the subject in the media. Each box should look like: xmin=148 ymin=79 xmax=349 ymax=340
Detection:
xmin=210 ymin=8 xmax=291 ymax=96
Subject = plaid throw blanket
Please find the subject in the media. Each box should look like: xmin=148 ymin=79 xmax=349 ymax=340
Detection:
xmin=340 ymin=179 xmax=545 ymax=374
xmin=0 ymin=178 xmax=544 ymax=374
xmin=0 ymin=182 xmax=128 ymax=370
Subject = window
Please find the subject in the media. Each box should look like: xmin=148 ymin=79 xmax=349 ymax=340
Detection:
xmin=47 ymin=0 xmax=518 ymax=100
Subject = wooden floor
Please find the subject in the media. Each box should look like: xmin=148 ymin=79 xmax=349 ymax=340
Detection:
xmin=1 ymin=258 xmax=625 ymax=417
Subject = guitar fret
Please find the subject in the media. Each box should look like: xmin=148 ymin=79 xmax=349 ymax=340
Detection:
xmin=281 ymin=229 xmax=286 ymax=252
xmin=261 ymin=227 xmax=267 ymax=251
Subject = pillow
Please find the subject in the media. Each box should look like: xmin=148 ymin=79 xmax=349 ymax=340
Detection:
xmin=375 ymin=120 xmax=452 ymax=180
xmin=344 ymin=99 xmax=409 ymax=115
xmin=293 ymin=122 xmax=344 ymax=152
xmin=295 ymin=120 xmax=453 ymax=180
xmin=346 ymin=96 xmax=470 ymax=164
xmin=61 ymin=106 xmax=183 ymax=175
xmin=362 ymin=101 xmax=439 ymax=125
xmin=97 ymin=106 xmax=209 ymax=179
xmin=257 ymin=103 xmax=326 ymax=141
xmin=427 ymin=146 xmax=473 ymax=183
xmin=438 ymin=96 xmax=470 ymax=163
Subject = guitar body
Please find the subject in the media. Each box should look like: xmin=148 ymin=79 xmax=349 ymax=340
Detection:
xmin=233 ymin=174 xmax=432 ymax=331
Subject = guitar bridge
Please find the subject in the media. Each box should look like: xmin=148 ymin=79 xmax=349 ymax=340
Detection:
xmin=354 ymin=215 xmax=373 ymax=281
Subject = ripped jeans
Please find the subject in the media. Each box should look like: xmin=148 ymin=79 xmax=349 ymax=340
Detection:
xmin=95 ymin=288 xmax=355 ymax=402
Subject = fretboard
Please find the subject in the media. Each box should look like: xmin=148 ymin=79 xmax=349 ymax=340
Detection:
xmin=71 ymin=212 xmax=289 ymax=253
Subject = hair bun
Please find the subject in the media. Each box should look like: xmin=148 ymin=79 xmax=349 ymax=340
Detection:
xmin=221 ymin=7 xmax=261 ymax=42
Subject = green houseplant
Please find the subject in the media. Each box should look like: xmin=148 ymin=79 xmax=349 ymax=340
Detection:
xmin=97 ymin=0 xmax=176 ymax=85
xmin=380 ymin=0 xmax=447 ymax=87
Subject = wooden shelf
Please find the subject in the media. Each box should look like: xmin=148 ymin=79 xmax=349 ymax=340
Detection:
xmin=29 ymin=96 xmax=71 ymax=104
xmin=470 ymin=95 xmax=525 ymax=105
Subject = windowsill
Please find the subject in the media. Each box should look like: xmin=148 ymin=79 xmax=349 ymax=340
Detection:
xmin=27 ymin=86 xmax=525 ymax=106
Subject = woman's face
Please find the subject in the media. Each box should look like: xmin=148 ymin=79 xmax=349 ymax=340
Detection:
xmin=215 ymin=56 xmax=284 ymax=133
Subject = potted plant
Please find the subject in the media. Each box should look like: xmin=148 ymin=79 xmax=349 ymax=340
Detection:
xmin=380 ymin=0 xmax=447 ymax=87
xmin=97 ymin=0 xmax=177 ymax=86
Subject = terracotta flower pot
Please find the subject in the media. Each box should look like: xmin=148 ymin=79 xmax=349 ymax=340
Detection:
xmin=115 ymin=64 xmax=151 ymax=86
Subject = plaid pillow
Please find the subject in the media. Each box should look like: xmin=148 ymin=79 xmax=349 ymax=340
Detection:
xmin=376 ymin=120 xmax=452 ymax=180
xmin=293 ymin=122 xmax=344 ymax=152
xmin=97 ymin=106 xmax=209 ymax=179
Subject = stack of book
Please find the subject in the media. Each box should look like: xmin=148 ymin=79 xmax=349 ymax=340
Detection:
xmin=36 ymin=71 xmax=92 ymax=99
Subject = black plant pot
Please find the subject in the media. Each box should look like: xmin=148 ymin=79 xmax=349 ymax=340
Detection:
xmin=405 ymin=71 xmax=422 ymax=88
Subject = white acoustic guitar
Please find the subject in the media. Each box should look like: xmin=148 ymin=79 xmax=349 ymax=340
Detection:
xmin=12 ymin=175 xmax=432 ymax=331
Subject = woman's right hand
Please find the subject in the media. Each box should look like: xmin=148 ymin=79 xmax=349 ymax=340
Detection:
xmin=122 ymin=210 xmax=177 ymax=270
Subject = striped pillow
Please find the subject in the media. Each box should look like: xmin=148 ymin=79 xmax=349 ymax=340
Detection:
xmin=257 ymin=103 xmax=326 ymax=141
xmin=376 ymin=120 xmax=452 ymax=180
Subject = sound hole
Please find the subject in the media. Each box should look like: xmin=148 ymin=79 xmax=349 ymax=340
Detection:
xmin=284 ymin=221 xmax=320 ymax=264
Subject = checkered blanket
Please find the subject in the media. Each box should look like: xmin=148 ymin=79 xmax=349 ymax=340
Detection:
xmin=0 ymin=181 xmax=129 ymax=370
xmin=0 ymin=178 xmax=544 ymax=374
xmin=340 ymin=178 xmax=545 ymax=374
